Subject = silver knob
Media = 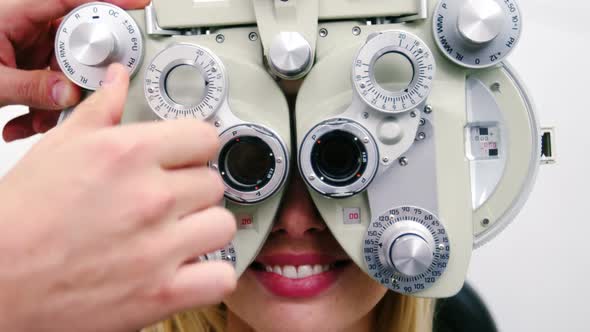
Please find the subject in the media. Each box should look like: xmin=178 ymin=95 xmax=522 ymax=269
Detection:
xmin=69 ymin=22 xmax=116 ymax=66
xmin=457 ymin=0 xmax=504 ymax=45
xmin=268 ymin=32 xmax=312 ymax=79
xmin=386 ymin=234 xmax=434 ymax=277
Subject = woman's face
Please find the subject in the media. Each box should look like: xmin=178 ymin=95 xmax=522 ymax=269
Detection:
xmin=223 ymin=175 xmax=387 ymax=331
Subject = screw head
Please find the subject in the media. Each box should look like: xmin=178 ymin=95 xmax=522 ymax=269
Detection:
xmin=419 ymin=118 xmax=426 ymax=126
xmin=248 ymin=32 xmax=258 ymax=41
xmin=216 ymin=34 xmax=225 ymax=43
xmin=410 ymin=111 xmax=417 ymax=118
xmin=482 ymin=218 xmax=491 ymax=226
xmin=214 ymin=121 xmax=221 ymax=127
xmin=417 ymin=132 xmax=426 ymax=141
xmin=352 ymin=26 xmax=362 ymax=36
xmin=362 ymin=112 xmax=369 ymax=119
xmin=424 ymin=105 xmax=433 ymax=114
xmin=309 ymin=175 xmax=316 ymax=181
xmin=319 ymin=28 xmax=328 ymax=37
xmin=363 ymin=137 xmax=370 ymax=144
xmin=399 ymin=157 xmax=409 ymax=166
xmin=276 ymin=157 xmax=283 ymax=164
xmin=382 ymin=157 xmax=390 ymax=163
xmin=491 ymin=82 xmax=501 ymax=92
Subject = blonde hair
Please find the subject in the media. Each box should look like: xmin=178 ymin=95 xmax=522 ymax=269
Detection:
xmin=144 ymin=292 xmax=435 ymax=332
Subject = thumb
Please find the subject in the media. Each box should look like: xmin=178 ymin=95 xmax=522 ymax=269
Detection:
xmin=0 ymin=67 xmax=81 ymax=109
xmin=60 ymin=64 xmax=130 ymax=133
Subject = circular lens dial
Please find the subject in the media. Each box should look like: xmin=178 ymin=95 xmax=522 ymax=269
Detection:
xmin=364 ymin=206 xmax=450 ymax=295
xmin=55 ymin=2 xmax=143 ymax=90
xmin=145 ymin=44 xmax=227 ymax=120
xmin=353 ymin=31 xmax=436 ymax=113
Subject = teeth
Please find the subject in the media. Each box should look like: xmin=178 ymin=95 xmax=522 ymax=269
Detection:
xmin=264 ymin=264 xmax=334 ymax=279
xmin=297 ymin=265 xmax=313 ymax=278
xmin=273 ymin=266 xmax=282 ymax=275
xmin=313 ymin=265 xmax=323 ymax=274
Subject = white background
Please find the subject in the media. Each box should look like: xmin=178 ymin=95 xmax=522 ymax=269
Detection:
xmin=1 ymin=0 xmax=589 ymax=331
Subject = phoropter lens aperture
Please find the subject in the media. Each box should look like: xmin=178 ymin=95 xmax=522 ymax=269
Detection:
xmin=311 ymin=130 xmax=368 ymax=187
xmin=219 ymin=136 xmax=276 ymax=192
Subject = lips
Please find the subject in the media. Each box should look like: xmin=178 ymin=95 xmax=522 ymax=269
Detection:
xmin=249 ymin=253 xmax=351 ymax=299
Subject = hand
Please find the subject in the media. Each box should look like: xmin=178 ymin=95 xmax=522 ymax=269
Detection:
xmin=0 ymin=64 xmax=237 ymax=332
xmin=0 ymin=0 xmax=149 ymax=142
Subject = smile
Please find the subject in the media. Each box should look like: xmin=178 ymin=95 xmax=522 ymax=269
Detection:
xmin=249 ymin=254 xmax=352 ymax=299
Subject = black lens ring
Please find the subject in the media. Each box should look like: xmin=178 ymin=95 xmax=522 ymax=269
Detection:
xmin=218 ymin=136 xmax=276 ymax=192
xmin=310 ymin=130 xmax=368 ymax=187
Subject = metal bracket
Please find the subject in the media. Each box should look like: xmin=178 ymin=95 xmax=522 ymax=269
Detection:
xmin=145 ymin=3 xmax=182 ymax=36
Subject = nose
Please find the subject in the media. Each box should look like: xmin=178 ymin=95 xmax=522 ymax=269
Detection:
xmin=271 ymin=174 xmax=327 ymax=238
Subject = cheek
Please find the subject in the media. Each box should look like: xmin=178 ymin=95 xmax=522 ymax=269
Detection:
xmin=224 ymin=265 xmax=388 ymax=331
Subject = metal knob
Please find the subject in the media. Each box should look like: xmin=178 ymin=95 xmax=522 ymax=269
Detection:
xmin=385 ymin=234 xmax=434 ymax=277
xmin=69 ymin=22 xmax=116 ymax=66
xmin=457 ymin=0 xmax=504 ymax=45
xmin=268 ymin=32 xmax=312 ymax=79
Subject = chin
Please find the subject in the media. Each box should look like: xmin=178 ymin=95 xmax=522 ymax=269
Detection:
xmin=224 ymin=263 xmax=387 ymax=332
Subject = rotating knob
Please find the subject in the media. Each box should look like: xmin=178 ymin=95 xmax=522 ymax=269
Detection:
xmin=457 ymin=0 xmax=504 ymax=45
xmin=385 ymin=234 xmax=434 ymax=277
xmin=268 ymin=32 xmax=313 ymax=79
xmin=70 ymin=23 xmax=116 ymax=66
xmin=433 ymin=0 xmax=522 ymax=68
xmin=55 ymin=2 xmax=143 ymax=90
xmin=364 ymin=206 xmax=450 ymax=294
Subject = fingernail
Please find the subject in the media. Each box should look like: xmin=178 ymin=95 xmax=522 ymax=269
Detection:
xmin=51 ymin=80 xmax=74 ymax=107
xmin=103 ymin=65 xmax=120 ymax=86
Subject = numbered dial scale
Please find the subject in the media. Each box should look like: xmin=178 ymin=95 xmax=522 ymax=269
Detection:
xmin=55 ymin=2 xmax=143 ymax=90
xmin=363 ymin=206 xmax=450 ymax=294
xmin=433 ymin=0 xmax=522 ymax=68
xmin=353 ymin=31 xmax=436 ymax=113
xmin=145 ymin=44 xmax=227 ymax=120
xmin=200 ymin=243 xmax=237 ymax=267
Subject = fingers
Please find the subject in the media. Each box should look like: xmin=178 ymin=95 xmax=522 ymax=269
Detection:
xmin=2 ymin=113 xmax=35 ymax=142
xmin=61 ymin=64 xmax=128 ymax=132
xmin=0 ymin=66 xmax=80 ymax=110
xmin=166 ymin=207 xmax=236 ymax=259
xmin=112 ymin=119 xmax=221 ymax=169
xmin=16 ymin=0 xmax=151 ymax=24
xmin=164 ymin=262 xmax=236 ymax=312
xmin=166 ymin=168 xmax=225 ymax=216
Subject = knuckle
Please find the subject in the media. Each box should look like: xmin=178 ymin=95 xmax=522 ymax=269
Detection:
xmin=147 ymin=282 xmax=176 ymax=306
xmin=212 ymin=207 xmax=237 ymax=238
xmin=93 ymin=135 xmax=150 ymax=167
xmin=16 ymin=76 xmax=43 ymax=106
xmin=196 ymin=122 xmax=221 ymax=156
xmin=137 ymin=188 xmax=176 ymax=222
